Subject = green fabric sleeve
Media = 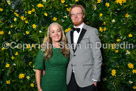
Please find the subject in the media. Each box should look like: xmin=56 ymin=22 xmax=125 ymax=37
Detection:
xmin=34 ymin=49 xmax=45 ymax=70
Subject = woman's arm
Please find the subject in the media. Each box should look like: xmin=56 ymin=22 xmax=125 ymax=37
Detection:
xmin=35 ymin=69 xmax=42 ymax=91
xmin=43 ymin=70 xmax=45 ymax=75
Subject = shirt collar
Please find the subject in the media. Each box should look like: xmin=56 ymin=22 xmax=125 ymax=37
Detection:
xmin=74 ymin=22 xmax=84 ymax=29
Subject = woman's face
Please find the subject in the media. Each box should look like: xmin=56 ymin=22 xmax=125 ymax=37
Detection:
xmin=49 ymin=24 xmax=62 ymax=43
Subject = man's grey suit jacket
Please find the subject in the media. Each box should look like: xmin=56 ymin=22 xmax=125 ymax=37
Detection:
xmin=66 ymin=24 xmax=102 ymax=87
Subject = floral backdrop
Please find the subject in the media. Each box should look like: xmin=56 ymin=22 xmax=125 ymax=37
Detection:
xmin=0 ymin=0 xmax=136 ymax=91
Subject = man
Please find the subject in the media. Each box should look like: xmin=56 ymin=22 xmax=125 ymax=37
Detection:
xmin=66 ymin=5 xmax=102 ymax=91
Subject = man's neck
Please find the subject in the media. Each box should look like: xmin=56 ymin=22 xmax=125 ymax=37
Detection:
xmin=74 ymin=23 xmax=83 ymax=28
xmin=74 ymin=22 xmax=84 ymax=28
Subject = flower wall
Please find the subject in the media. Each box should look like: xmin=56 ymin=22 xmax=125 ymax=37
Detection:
xmin=0 ymin=0 xmax=136 ymax=91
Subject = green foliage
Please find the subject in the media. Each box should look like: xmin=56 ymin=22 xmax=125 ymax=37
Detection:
xmin=0 ymin=0 xmax=136 ymax=91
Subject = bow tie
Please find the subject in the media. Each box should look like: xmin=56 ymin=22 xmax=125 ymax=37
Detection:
xmin=73 ymin=28 xmax=80 ymax=33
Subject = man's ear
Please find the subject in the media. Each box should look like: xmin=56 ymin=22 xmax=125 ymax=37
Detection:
xmin=83 ymin=15 xmax=85 ymax=18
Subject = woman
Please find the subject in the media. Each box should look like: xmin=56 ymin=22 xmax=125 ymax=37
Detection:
xmin=34 ymin=22 xmax=69 ymax=91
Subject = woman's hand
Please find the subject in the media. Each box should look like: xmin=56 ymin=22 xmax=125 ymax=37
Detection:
xmin=38 ymin=88 xmax=42 ymax=91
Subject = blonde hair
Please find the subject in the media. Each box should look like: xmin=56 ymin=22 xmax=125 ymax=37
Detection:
xmin=41 ymin=22 xmax=69 ymax=61
xmin=69 ymin=4 xmax=85 ymax=16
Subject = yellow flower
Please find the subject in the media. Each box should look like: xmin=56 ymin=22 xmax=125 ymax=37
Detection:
xmin=37 ymin=3 xmax=44 ymax=8
xmin=115 ymin=0 xmax=123 ymax=5
xmin=126 ymin=50 xmax=131 ymax=55
xmin=93 ymin=5 xmax=97 ymax=10
xmin=75 ymin=0 xmax=79 ymax=2
xmin=15 ymin=52 xmax=18 ymax=56
xmin=24 ymin=17 xmax=26 ymax=20
xmin=30 ymin=83 xmax=34 ymax=87
xmin=19 ymin=73 xmax=25 ymax=79
xmin=7 ymin=1 xmax=11 ymax=5
xmin=32 ymin=44 xmax=35 ymax=47
xmin=14 ymin=17 xmax=17 ymax=21
xmin=133 ymin=86 xmax=136 ymax=89
xmin=21 ymin=16 xmax=25 ymax=20
xmin=10 ymin=24 xmax=13 ymax=28
xmin=128 ymin=33 xmax=132 ymax=37
xmin=0 ymin=20 xmax=2 ymax=23
xmin=28 ymin=11 xmax=32 ymax=14
xmin=44 ymin=13 xmax=48 ymax=16
xmin=25 ymin=11 xmax=27 ymax=14
xmin=53 ymin=17 xmax=57 ymax=21
xmin=32 ymin=24 xmax=36 ymax=29
xmin=66 ymin=8 xmax=71 ymax=12
xmin=103 ymin=22 xmax=106 ymax=25
xmin=111 ymin=69 xmax=116 ymax=76
xmin=27 ymin=44 xmax=30 ymax=49
xmin=111 ymin=43 xmax=116 ymax=49
xmin=14 ymin=12 xmax=19 ymax=17
xmin=99 ymin=27 xmax=103 ymax=32
xmin=25 ymin=31 xmax=29 ymax=35
xmin=26 ymin=76 xmax=30 ymax=79
xmin=128 ymin=63 xmax=134 ymax=69
xmin=6 ymin=80 xmax=10 ymax=84
xmin=8 ymin=31 xmax=11 ymax=35
xmin=68 ymin=28 xmax=71 ymax=31
xmin=122 ymin=0 xmax=126 ymax=3
xmin=1 ymin=47 xmax=5 ymax=51
xmin=115 ymin=50 xmax=119 ymax=53
xmin=61 ymin=0 xmax=65 ymax=3
xmin=0 ymin=31 xmax=4 ymax=35
xmin=97 ymin=0 xmax=101 ymax=3
xmin=99 ymin=13 xmax=103 ymax=17
xmin=65 ymin=5 xmax=68 ymax=7
xmin=0 ymin=8 xmax=3 ymax=11
xmin=125 ymin=13 xmax=130 ymax=18
xmin=32 ymin=9 xmax=35 ymax=12
xmin=29 ymin=62 xmax=32 ymax=66
xmin=65 ymin=28 xmax=71 ymax=32
xmin=116 ymin=39 xmax=121 ymax=42
xmin=6 ymin=41 xmax=10 ymax=45
xmin=105 ymin=3 xmax=110 ymax=7
xmin=65 ymin=29 xmax=68 ymax=32
xmin=11 ymin=56 xmax=15 ymax=60
xmin=64 ymin=16 xmax=67 ymax=18
xmin=103 ymin=27 xmax=106 ymax=31
xmin=132 ymin=69 xmax=136 ymax=74
xmin=5 ymin=63 xmax=10 ymax=68
xmin=38 ymin=45 xmax=40 ymax=49
xmin=25 ymin=20 xmax=28 ymax=23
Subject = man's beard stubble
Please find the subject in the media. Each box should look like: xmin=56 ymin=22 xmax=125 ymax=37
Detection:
xmin=73 ymin=20 xmax=83 ymax=26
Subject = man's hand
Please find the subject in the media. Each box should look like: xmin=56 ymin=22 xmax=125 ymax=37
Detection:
xmin=93 ymin=82 xmax=97 ymax=87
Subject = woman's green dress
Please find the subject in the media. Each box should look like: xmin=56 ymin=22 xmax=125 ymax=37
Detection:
xmin=34 ymin=48 xmax=69 ymax=91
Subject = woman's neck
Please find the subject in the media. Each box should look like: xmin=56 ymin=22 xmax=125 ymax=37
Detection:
xmin=52 ymin=42 xmax=60 ymax=48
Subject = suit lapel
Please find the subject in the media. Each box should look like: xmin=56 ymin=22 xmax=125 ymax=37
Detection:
xmin=70 ymin=30 xmax=75 ymax=52
xmin=74 ymin=28 xmax=87 ymax=52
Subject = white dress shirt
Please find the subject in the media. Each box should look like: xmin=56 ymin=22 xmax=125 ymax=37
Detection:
xmin=73 ymin=23 xmax=84 ymax=49
xmin=72 ymin=23 xmax=84 ymax=73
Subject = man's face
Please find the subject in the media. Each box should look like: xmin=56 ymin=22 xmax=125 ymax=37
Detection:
xmin=70 ymin=7 xmax=85 ymax=26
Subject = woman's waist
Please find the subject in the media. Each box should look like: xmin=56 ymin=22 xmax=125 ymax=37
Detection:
xmin=45 ymin=67 xmax=66 ymax=71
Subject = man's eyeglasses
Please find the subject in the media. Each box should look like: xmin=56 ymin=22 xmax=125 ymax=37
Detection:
xmin=71 ymin=13 xmax=83 ymax=17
